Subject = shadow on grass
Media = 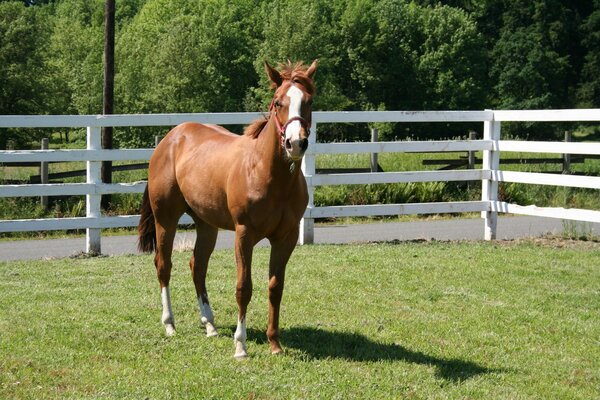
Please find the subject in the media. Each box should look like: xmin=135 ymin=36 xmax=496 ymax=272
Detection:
xmin=244 ymin=326 xmax=498 ymax=382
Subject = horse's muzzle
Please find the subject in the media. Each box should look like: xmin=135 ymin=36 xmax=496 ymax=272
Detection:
xmin=285 ymin=137 xmax=309 ymax=161
xmin=300 ymin=138 xmax=308 ymax=152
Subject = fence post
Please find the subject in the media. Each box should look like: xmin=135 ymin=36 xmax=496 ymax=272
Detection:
xmin=370 ymin=128 xmax=378 ymax=172
xmin=86 ymin=126 xmax=102 ymax=254
xmin=299 ymin=121 xmax=317 ymax=245
xmin=468 ymin=131 xmax=477 ymax=169
xmin=40 ymin=138 xmax=49 ymax=209
xmin=481 ymin=112 xmax=500 ymax=240
xmin=562 ymin=131 xmax=571 ymax=174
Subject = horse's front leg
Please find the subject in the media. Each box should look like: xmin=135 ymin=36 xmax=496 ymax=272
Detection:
xmin=267 ymin=229 xmax=299 ymax=354
xmin=233 ymin=224 xmax=256 ymax=359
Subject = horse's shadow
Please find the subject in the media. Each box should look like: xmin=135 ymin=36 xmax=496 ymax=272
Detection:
xmin=243 ymin=326 xmax=499 ymax=382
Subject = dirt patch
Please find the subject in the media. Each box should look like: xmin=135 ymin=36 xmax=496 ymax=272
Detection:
xmin=504 ymin=236 xmax=600 ymax=250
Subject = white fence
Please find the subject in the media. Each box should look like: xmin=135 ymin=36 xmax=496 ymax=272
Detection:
xmin=1 ymin=109 xmax=600 ymax=253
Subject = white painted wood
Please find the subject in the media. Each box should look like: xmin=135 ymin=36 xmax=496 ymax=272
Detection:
xmin=0 ymin=112 xmax=262 ymax=128
xmin=299 ymin=121 xmax=317 ymax=244
xmin=313 ymin=110 xmax=494 ymax=123
xmin=305 ymin=201 xmax=490 ymax=219
xmin=0 ymin=149 xmax=154 ymax=163
xmin=481 ymin=115 xmax=501 ymax=240
xmin=0 ymin=214 xmax=194 ymax=232
xmin=494 ymin=109 xmax=600 ymax=122
xmin=0 ymin=109 xmax=532 ymax=128
xmin=86 ymin=126 xmax=102 ymax=254
xmin=308 ymin=170 xmax=487 ymax=186
xmin=0 ymin=182 xmax=147 ymax=197
xmin=312 ymin=140 xmax=492 ymax=155
xmin=493 ymin=171 xmax=600 ymax=189
xmin=492 ymin=202 xmax=600 ymax=223
xmin=0 ymin=216 xmax=136 ymax=232
xmin=2 ymin=108 xmax=599 ymax=128
xmin=497 ymin=140 xmax=600 ymax=155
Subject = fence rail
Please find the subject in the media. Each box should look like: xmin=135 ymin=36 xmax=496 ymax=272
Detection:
xmin=1 ymin=109 xmax=600 ymax=252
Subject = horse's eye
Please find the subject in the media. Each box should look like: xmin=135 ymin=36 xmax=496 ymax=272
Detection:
xmin=275 ymin=100 xmax=282 ymax=108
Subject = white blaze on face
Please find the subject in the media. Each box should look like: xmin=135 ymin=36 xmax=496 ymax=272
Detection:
xmin=285 ymin=84 xmax=304 ymax=143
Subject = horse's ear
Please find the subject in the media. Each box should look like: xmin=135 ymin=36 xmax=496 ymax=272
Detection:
xmin=306 ymin=59 xmax=318 ymax=79
xmin=264 ymin=61 xmax=283 ymax=88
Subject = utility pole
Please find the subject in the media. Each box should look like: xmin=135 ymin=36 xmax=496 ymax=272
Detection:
xmin=101 ymin=0 xmax=115 ymax=209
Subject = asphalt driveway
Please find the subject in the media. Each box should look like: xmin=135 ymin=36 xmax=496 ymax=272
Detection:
xmin=1 ymin=216 xmax=597 ymax=261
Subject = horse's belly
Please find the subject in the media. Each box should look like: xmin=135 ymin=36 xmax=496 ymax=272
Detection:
xmin=186 ymin=194 xmax=235 ymax=231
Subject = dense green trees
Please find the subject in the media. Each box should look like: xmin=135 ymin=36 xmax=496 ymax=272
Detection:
xmin=579 ymin=0 xmax=600 ymax=108
xmin=0 ymin=1 xmax=55 ymax=148
xmin=1 ymin=0 xmax=599 ymax=147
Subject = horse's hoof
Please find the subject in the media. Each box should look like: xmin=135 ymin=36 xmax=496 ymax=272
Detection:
xmin=269 ymin=339 xmax=284 ymax=355
xmin=205 ymin=323 xmax=218 ymax=337
xmin=271 ymin=348 xmax=284 ymax=356
xmin=165 ymin=324 xmax=176 ymax=336
xmin=234 ymin=342 xmax=248 ymax=360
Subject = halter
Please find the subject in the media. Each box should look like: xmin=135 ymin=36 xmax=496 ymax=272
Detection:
xmin=269 ymin=96 xmax=311 ymax=148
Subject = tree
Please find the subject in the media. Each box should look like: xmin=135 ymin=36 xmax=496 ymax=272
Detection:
xmin=0 ymin=2 xmax=51 ymax=114
xmin=247 ymin=0 xmax=350 ymax=114
xmin=578 ymin=0 xmax=600 ymax=107
xmin=340 ymin=0 xmax=416 ymax=113
xmin=46 ymin=0 xmax=104 ymax=115
xmin=489 ymin=0 xmax=576 ymax=138
xmin=415 ymin=4 xmax=487 ymax=111
xmin=338 ymin=1 xmax=486 ymax=139
xmin=0 ymin=1 xmax=54 ymax=148
xmin=115 ymin=0 xmax=258 ymax=147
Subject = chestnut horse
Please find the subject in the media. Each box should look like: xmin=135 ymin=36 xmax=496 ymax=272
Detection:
xmin=137 ymin=60 xmax=317 ymax=358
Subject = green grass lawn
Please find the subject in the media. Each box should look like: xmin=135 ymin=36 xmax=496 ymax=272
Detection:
xmin=1 ymin=240 xmax=598 ymax=399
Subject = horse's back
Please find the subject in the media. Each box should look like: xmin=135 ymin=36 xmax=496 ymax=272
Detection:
xmin=165 ymin=122 xmax=238 ymax=146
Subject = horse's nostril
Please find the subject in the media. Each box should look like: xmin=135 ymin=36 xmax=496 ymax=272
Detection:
xmin=285 ymin=138 xmax=292 ymax=150
xmin=300 ymin=139 xmax=308 ymax=152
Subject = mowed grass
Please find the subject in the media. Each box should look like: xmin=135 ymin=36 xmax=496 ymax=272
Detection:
xmin=1 ymin=241 xmax=599 ymax=399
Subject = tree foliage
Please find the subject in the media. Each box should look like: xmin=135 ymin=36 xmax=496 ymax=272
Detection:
xmin=578 ymin=0 xmax=600 ymax=108
xmin=1 ymin=0 xmax=599 ymax=147
xmin=0 ymin=1 xmax=55 ymax=148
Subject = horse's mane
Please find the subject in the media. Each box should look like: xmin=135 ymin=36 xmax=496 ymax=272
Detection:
xmin=244 ymin=61 xmax=315 ymax=139
xmin=243 ymin=117 xmax=268 ymax=139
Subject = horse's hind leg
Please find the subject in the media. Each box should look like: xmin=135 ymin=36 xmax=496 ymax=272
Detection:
xmin=154 ymin=220 xmax=178 ymax=336
xmin=189 ymin=218 xmax=219 ymax=337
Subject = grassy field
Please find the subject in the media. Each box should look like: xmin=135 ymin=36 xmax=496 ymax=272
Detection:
xmin=1 ymin=240 xmax=599 ymax=399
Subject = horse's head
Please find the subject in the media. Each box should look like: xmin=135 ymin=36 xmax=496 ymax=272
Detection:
xmin=265 ymin=59 xmax=317 ymax=161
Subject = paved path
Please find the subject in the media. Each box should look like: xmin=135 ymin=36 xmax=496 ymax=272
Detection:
xmin=1 ymin=216 xmax=598 ymax=262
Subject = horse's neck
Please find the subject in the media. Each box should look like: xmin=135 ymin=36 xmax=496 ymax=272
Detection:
xmin=253 ymin=117 xmax=300 ymax=183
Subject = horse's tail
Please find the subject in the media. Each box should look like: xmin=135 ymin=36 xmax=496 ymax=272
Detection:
xmin=137 ymin=185 xmax=156 ymax=253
